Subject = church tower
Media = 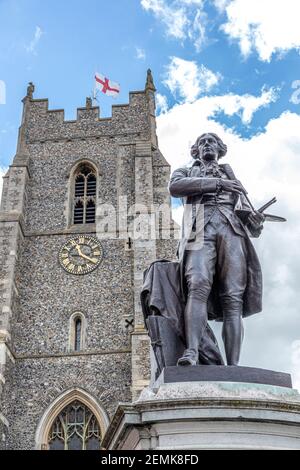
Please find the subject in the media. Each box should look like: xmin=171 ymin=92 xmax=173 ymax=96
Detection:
xmin=0 ymin=72 xmax=177 ymax=449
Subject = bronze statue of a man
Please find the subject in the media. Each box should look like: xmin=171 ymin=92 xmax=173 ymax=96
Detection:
xmin=169 ymin=133 xmax=265 ymax=366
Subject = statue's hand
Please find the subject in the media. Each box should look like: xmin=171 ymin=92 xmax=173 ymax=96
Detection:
xmin=248 ymin=211 xmax=265 ymax=228
xmin=219 ymin=179 xmax=246 ymax=194
xmin=247 ymin=211 xmax=265 ymax=237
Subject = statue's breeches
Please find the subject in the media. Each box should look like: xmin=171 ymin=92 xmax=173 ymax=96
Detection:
xmin=185 ymin=209 xmax=248 ymax=305
xmin=183 ymin=209 xmax=247 ymax=360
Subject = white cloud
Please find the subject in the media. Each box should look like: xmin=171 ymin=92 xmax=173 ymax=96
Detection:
xmin=157 ymin=98 xmax=300 ymax=388
xmin=213 ymin=0 xmax=230 ymax=9
xmin=190 ymin=8 xmax=206 ymax=52
xmin=163 ymin=57 xmax=221 ymax=103
xmin=205 ymin=86 xmax=278 ymax=125
xmin=156 ymin=93 xmax=169 ymax=114
xmin=216 ymin=0 xmax=300 ymax=61
xmin=161 ymin=68 xmax=277 ymax=123
xmin=26 ymin=26 xmax=43 ymax=54
xmin=141 ymin=0 xmax=206 ymax=50
xmin=142 ymin=1 xmax=300 ymax=59
xmin=141 ymin=0 xmax=188 ymax=39
xmin=135 ymin=47 xmax=146 ymax=60
xmin=290 ymin=80 xmax=300 ymax=105
xmin=180 ymin=0 xmax=203 ymax=4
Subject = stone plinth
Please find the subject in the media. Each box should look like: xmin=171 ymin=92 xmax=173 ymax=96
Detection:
xmin=157 ymin=365 xmax=293 ymax=388
xmin=102 ymin=367 xmax=300 ymax=450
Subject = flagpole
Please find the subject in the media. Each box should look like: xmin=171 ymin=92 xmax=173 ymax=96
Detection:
xmin=92 ymin=67 xmax=99 ymax=107
xmin=92 ymin=84 xmax=97 ymax=107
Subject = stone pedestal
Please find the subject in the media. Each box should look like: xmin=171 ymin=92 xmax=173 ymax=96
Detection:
xmin=102 ymin=366 xmax=300 ymax=450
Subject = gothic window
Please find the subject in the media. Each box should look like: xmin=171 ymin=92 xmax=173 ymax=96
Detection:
xmin=73 ymin=163 xmax=97 ymax=225
xmin=69 ymin=312 xmax=86 ymax=352
xmin=74 ymin=318 xmax=81 ymax=351
xmin=48 ymin=401 xmax=102 ymax=450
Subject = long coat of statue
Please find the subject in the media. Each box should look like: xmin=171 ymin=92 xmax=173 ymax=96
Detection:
xmin=169 ymin=161 xmax=263 ymax=322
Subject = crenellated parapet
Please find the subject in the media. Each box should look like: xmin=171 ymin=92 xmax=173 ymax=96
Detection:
xmin=24 ymin=91 xmax=152 ymax=144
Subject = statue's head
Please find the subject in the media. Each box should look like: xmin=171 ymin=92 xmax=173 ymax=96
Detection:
xmin=191 ymin=133 xmax=227 ymax=161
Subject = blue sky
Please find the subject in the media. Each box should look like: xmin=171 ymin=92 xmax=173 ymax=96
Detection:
xmin=1 ymin=0 xmax=300 ymax=387
xmin=0 ymin=0 xmax=300 ymax=166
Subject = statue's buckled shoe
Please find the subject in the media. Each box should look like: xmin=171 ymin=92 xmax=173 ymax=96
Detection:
xmin=177 ymin=350 xmax=198 ymax=366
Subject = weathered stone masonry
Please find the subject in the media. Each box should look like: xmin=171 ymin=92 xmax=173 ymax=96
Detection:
xmin=0 ymin=73 xmax=177 ymax=449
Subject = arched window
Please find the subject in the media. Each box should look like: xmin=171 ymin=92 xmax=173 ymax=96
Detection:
xmin=69 ymin=312 xmax=86 ymax=352
xmin=73 ymin=163 xmax=97 ymax=225
xmin=48 ymin=400 xmax=102 ymax=450
xmin=35 ymin=388 xmax=110 ymax=450
xmin=74 ymin=318 xmax=82 ymax=351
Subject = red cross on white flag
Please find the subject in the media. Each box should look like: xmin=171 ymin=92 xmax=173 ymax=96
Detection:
xmin=95 ymin=72 xmax=120 ymax=98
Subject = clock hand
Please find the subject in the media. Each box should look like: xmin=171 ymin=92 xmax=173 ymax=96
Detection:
xmin=75 ymin=244 xmax=97 ymax=264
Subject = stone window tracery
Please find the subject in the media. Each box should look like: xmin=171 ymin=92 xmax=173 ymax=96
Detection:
xmin=73 ymin=164 xmax=96 ymax=224
xmin=48 ymin=400 xmax=101 ymax=450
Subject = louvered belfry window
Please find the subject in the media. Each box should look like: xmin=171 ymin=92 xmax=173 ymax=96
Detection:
xmin=73 ymin=164 xmax=96 ymax=224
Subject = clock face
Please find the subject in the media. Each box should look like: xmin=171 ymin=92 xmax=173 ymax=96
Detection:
xmin=59 ymin=235 xmax=103 ymax=275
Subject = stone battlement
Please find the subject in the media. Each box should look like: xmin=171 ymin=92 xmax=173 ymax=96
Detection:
xmin=25 ymin=90 xmax=151 ymax=143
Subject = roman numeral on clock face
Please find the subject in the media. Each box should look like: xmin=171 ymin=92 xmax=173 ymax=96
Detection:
xmin=59 ymin=236 xmax=103 ymax=275
xmin=68 ymin=263 xmax=75 ymax=272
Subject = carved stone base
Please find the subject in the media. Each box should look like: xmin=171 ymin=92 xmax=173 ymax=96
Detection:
xmin=102 ymin=369 xmax=300 ymax=450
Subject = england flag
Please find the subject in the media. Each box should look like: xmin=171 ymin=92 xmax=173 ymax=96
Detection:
xmin=94 ymin=72 xmax=120 ymax=98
